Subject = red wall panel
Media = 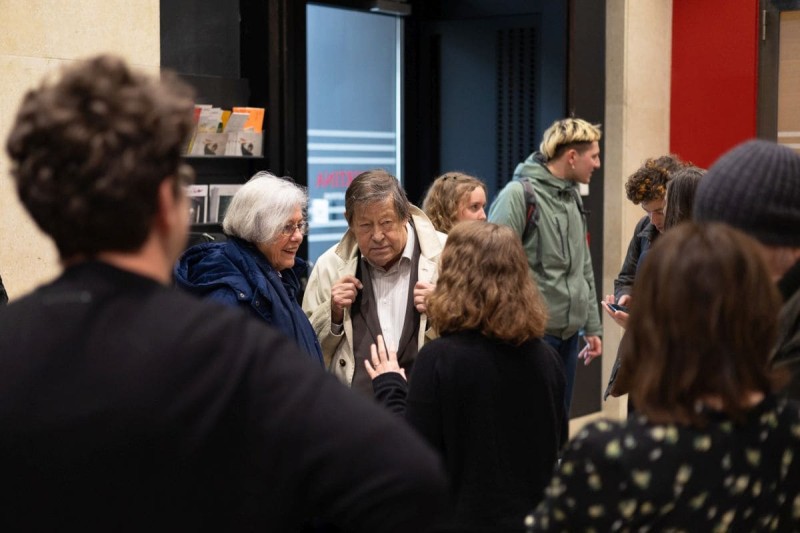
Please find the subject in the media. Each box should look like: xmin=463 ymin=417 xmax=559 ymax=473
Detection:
xmin=670 ymin=0 xmax=760 ymax=168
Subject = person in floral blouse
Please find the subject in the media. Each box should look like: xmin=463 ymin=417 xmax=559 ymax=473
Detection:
xmin=528 ymin=222 xmax=800 ymax=532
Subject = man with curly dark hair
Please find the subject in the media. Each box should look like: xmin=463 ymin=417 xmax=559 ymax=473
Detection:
xmin=614 ymin=154 xmax=686 ymax=299
xmin=603 ymin=154 xmax=686 ymax=400
xmin=1 ymin=54 xmax=447 ymax=531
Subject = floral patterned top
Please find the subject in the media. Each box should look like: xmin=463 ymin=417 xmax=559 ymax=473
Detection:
xmin=529 ymin=395 xmax=800 ymax=532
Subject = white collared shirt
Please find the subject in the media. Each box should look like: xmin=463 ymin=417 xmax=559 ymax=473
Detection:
xmin=363 ymin=223 xmax=415 ymax=352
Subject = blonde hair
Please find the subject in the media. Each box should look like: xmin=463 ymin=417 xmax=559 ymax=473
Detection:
xmin=427 ymin=221 xmax=548 ymax=344
xmin=539 ymin=118 xmax=602 ymax=161
xmin=421 ymin=172 xmax=487 ymax=233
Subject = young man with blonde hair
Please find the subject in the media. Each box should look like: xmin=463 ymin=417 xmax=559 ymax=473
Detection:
xmin=489 ymin=117 xmax=603 ymax=415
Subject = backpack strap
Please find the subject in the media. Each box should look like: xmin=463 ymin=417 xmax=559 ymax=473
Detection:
xmin=514 ymin=176 xmax=539 ymax=241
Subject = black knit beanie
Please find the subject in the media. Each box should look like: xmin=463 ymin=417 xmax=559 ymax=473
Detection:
xmin=694 ymin=139 xmax=800 ymax=247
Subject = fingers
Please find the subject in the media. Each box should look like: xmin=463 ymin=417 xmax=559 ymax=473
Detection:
xmin=366 ymin=335 xmax=404 ymax=378
xmin=580 ymin=337 xmax=602 ymax=365
xmin=618 ymin=294 xmax=632 ymax=306
xmin=331 ymin=275 xmax=362 ymax=320
xmin=413 ymin=282 xmax=435 ymax=315
xmin=364 ymin=358 xmax=378 ymax=379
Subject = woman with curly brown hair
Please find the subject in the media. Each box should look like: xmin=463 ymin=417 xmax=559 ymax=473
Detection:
xmin=365 ymin=221 xmax=566 ymax=532
xmin=421 ymin=171 xmax=487 ymax=233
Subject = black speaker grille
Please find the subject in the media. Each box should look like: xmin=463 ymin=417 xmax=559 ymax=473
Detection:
xmin=496 ymin=27 xmax=537 ymax=191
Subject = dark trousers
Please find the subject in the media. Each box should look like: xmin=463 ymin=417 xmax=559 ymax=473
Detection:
xmin=543 ymin=332 xmax=580 ymax=417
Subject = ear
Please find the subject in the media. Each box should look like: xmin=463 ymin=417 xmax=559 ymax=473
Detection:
xmin=568 ymin=148 xmax=579 ymax=166
xmin=155 ymin=179 xmax=176 ymax=230
xmin=154 ymin=178 xmax=186 ymax=238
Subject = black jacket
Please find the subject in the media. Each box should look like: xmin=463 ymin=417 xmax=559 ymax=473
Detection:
xmin=0 ymin=261 xmax=448 ymax=532
xmin=375 ymin=331 xmax=566 ymax=532
xmin=613 ymin=215 xmax=660 ymax=300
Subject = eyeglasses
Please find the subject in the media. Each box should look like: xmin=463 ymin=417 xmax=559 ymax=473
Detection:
xmin=354 ymin=219 xmax=402 ymax=236
xmin=280 ymin=221 xmax=309 ymax=236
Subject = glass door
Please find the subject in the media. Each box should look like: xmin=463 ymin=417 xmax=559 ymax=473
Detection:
xmin=305 ymin=4 xmax=403 ymax=263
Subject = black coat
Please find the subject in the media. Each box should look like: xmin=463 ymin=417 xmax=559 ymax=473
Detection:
xmin=613 ymin=215 xmax=660 ymax=300
xmin=376 ymin=330 xmax=566 ymax=532
xmin=0 ymin=261 xmax=448 ymax=532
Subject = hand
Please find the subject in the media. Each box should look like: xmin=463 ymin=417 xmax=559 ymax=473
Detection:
xmin=601 ymin=294 xmax=629 ymax=329
xmin=578 ymin=335 xmax=602 ymax=366
xmin=413 ymin=281 xmax=435 ymax=314
xmin=364 ymin=335 xmax=407 ymax=380
xmin=331 ymin=275 xmax=362 ymax=324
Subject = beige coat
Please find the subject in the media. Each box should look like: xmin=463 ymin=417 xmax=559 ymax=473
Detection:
xmin=302 ymin=206 xmax=446 ymax=386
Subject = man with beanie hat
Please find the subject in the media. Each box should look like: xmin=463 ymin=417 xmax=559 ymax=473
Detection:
xmin=694 ymin=139 xmax=800 ymax=399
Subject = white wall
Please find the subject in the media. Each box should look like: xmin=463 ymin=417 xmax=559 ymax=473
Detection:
xmin=0 ymin=1 xmax=160 ymax=299
xmin=601 ymin=0 xmax=673 ymax=420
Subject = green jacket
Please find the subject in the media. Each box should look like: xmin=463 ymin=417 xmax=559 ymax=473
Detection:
xmin=488 ymin=152 xmax=602 ymax=339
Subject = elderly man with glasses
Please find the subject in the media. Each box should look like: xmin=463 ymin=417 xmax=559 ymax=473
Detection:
xmin=303 ymin=169 xmax=447 ymax=395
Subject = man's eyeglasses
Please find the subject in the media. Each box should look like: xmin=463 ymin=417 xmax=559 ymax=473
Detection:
xmin=281 ymin=222 xmax=309 ymax=236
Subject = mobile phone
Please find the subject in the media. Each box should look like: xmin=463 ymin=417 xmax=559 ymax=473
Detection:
xmin=607 ymin=303 xmax=629 ymax=313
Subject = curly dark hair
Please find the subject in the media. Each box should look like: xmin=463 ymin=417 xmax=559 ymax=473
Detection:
xmin=624 ymin=154 xmax=687 ymax=205
xmin=6 ymin=54 xmax=196 ymax=259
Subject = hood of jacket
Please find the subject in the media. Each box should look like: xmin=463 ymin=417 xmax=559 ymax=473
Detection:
xmin=174 ymin=236 xmax=308 ymax=301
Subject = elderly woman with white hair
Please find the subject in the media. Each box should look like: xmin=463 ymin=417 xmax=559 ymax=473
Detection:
xmin=174 ymin=172 xmax=323 ymax=366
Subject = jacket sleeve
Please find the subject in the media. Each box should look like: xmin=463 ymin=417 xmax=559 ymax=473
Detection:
xmin=239 ymin=324 xmax=449 ymax=532
xmin=302 ymin=251 xmax=344 ymax=368
xmin=613 ymin=219 xmax=646 ymax=300
xmin=371 ymin=372 xmax=409 ymax=415
xmin=488 ymin=181 xmax=527 ymax=238
xmin=203 ymin=286 xmax=245 ymax=309
xmin=582 ymin=237 xmax=603 ymax=337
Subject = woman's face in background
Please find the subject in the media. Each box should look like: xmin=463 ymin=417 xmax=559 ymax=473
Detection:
xmin=457 ymin=187 xmax=487 ymax=222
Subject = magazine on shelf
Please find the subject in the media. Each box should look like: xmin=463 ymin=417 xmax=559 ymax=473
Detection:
xmin=190 ymin=132 xmax=228 ymax=156
xmin=223 ymin=112 xmax=250 ymax=133
xmin=228 ymin=131 xmax=263 ymax=157
xmin=186 ymin=184 xmax=209 ymax=224
xmin=231 ymin=106 xmax=265 ymax=132
xmin=196 ymin=106 xmax=224 ymax=133
xmin=208 ymin=184 xmax=243 ymax=223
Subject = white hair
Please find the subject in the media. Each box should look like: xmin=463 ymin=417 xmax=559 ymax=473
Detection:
xmin=222 ymin=171 xmax=307 ymax=243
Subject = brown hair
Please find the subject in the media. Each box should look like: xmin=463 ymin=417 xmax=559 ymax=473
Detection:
xmin=622 ymin=222 xmax=785 ymax=426
xmin=344 ymin=169 xmax=410 ymax=225
xmin=624 ymin=154 xmax=687 ymax=205
xmin=426 ymin=221 xmax=548 ymax=344
xmin=6 ymin=54 xmax=195 ymax=259
xmin=663 ymin=166 xmax=705 ymax=231
xmin=421 ymin=172 xmax=486 ymax=233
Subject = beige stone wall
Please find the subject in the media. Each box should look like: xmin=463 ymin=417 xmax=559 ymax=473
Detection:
xmin=601 ymin=0 xmax=672 ymax=420
xmin=0 ymin=1 xmax=160 ymax=299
